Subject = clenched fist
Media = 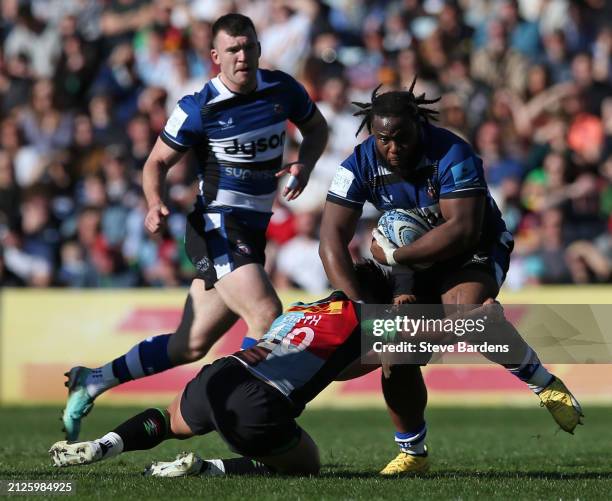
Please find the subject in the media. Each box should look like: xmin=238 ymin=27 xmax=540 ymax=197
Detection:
xmin=145 ymin=203 xmax=170 ymax=234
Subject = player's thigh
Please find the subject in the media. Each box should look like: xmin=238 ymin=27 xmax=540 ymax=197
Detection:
xmin=169 ymin=279 xmax=238 ymax=359
xmin=214 ymin=263 xmax=282 ymax=328
xmin=440 ymin=268 xmax=499 ymax=306
xmin=205 ymin=359 xmax=305 ymax=463
xmin=254 ymin=428 xmax=320 ymax=476
xmin=440 ymin=239 xmax=513 ymax=306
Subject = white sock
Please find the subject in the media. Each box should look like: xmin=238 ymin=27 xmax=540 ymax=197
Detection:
xmin=94 ymin=432 xmax=124 ymax=459
xmin=528 ymin=365 xmax=554 ymax=394
xmin=204 ymin=459 xmax=226 ymax=475
xmin=85 ymin=364 xmax=119 ymax=398
xmin=395 ymin=425 xmax=427 ymax=456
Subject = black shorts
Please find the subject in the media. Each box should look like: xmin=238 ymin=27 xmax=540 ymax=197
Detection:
xmin=185 ymin=209 xmax=267 ymax=290
xmin=180 ymin=357 xmax=301 ymax=457
xmin=393 ymin=239 xmax=513 ymax=300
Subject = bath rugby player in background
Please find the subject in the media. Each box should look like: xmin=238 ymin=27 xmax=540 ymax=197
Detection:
xmin=61 ymin=13 xmax=328 ymax=442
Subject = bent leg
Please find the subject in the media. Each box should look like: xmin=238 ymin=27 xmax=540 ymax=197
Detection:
xmin=145 ymin=428 xmax=320 ymax=478
xmin=51 ymin=406 xmax=175 ymax=468
xmin=214 ymin=263 xmax=282 ymax=340
xmin=62 ymin=279 xmax=237 ymax=441
xmin=440 ymin=269 xmax=535 ymax=368
xmin=254 ymin=428 xmax=320 ymax=476
xmin=440 ymin=269 xmax=583 ymax=432
xmin=167 ymin=279 xmax=238 ymax=364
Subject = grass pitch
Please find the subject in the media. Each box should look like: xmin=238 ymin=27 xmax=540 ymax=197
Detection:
xmin=1 ymin=406 xmax=610 ymax=500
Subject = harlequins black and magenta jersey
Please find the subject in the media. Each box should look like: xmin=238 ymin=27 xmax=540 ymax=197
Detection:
xmin=232 ymin=291 xmax=361 ymax=410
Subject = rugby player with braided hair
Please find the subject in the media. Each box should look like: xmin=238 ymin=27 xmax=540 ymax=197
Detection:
xmin=319 ymin=79 xmax=583 ymax=475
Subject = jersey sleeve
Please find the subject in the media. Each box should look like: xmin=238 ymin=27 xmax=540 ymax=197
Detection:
xmin=438 ymin=142 xmax=488 ymax=199
xmin=282 ymin=73 xmax=316 ymax=126
xmin=325 ymin=153 xmax=368 ymax=210
xmin=159 ymin=94 xmax=204 ymax=152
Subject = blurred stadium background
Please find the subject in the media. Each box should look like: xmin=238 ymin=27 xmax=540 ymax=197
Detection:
xmin=0 ymin=0 xmax=611 ymax=410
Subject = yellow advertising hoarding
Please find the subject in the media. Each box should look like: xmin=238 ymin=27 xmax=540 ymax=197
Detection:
xmin=1 ymin=287 xmax=611 ymax=407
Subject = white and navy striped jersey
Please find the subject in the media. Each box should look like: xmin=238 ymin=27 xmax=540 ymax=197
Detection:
xmin=327 ymin=123 xmax=513 ymax=249
xmin=160 ymin=69 xmax=315 ymax=229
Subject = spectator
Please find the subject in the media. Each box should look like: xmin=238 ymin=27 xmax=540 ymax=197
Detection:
xmin=19 ymin=79 xmax=73 ymax=154
xmin=53 ymin=32 xmax=98 ymax=111
xmin=1 ymin=51 xmax=33 ymax=114
xmin=471 ymin=19 xmax=528 ymax=95
xmin=570 ymin=52 xmax=612 ymax=117
xmin=541 ymin=29 xmax=572 ymax=84
xmin=88 ymin=94 xmax=124 ymax=146
xmin=135 ymin=26 xmax=174 ymax=88
xmin=3 ymin=2 xmax=61 ymax=78
xmin=185 ymin=20 xmax=213 ymax=79
xmin=525 ymin=208 xmax=573 ymax=285
xmin=498 ymin=0 xmax=542 ymax=60
xmin=260 ymin=0 xmax=313 ymax=74
xmin=475 ymin=120 xmax=524 ymax=193
xmin=1 ymin=1 xmax=610 ymax=289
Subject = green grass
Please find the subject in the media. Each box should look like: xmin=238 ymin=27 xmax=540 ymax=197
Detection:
xmin=1 ymin=406 xmax=610 ymax=500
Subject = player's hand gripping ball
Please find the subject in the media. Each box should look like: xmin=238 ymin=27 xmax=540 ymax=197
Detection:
xmin=376 ymin=208 xmax=435 ymax=270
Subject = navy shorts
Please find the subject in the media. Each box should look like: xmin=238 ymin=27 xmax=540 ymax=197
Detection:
xmin=185 ymin=209 xmax=268 ymax=290
xmin=180 ymin=357 xmax=302 ymax=457
xmin=393 ymin=238 xmax=514 ymax=300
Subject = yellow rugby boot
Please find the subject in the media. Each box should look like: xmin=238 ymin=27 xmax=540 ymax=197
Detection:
xmin=380 ymin=448 xmax=430 ymax=476
xmin=538 ymin=377 xmax=584 ymax=433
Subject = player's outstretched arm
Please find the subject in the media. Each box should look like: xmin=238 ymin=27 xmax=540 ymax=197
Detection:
xmin=142 ymin=138 xmax=185 ymax=234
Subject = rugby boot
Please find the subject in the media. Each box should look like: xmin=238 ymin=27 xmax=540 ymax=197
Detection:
xmin=49 ymin=440 xmax=101 ymax=467
xmin=538 ymin=376 xmax=584 ymax=433
xmin=144 ymin=452 xmax=225 ymax=477
xmin=379 ymin=447 xmax=430 ymax=476
xmin=62 ymin=367 xmax=95 ymax=441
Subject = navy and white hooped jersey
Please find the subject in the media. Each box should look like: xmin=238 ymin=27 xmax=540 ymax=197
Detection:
xmin=326 ymin=123 xmax=513 ymax=249
xmin=160 ymin=69 xmax=315 ymax=229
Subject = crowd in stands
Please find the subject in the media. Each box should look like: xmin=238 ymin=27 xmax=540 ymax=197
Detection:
xmin=0 ymin=0 xmax=610 ymax=291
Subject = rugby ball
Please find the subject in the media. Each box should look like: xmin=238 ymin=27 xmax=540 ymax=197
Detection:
xmin=377 ymin=208 xmax=435 ymax=270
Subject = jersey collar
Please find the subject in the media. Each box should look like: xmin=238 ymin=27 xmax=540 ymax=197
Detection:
xmin=211 ymin=69 xmax=265 ymax=98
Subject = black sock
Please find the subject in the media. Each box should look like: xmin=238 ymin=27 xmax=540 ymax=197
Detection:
xmin=218 ymin=458 xmax=274 ymax=476
xmin=112 ymin=408 xmax=169 ymax=452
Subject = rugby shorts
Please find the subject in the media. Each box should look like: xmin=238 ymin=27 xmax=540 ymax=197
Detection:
xmin=185 ymin=209 xmax=267 ymax=290
xmin=393 ymin=238 xmax=514 ymax=300
xmin=180 ymin=357 xmax=302 ymax=457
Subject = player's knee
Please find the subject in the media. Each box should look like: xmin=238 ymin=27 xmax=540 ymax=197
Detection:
xmin=244 ymin=298 xmax=282 ymax=335
xmin=301 ymin=454 xmax=321 ymax=476
xmin=295 ymin=454 xmax=321 ymax=476
xmin=180 ymin=318 xmax=217 ymax=361
xmin=183 ymin=336 xmax=209 ymax=362
xmin=275 ymin=457 xmax=320 ymax=476
xmin=260 ymin=301 xmax=282 ymax=327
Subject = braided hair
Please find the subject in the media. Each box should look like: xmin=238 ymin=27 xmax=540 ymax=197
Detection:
xmin=352 ymin=76 xmax=441 ymax=137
